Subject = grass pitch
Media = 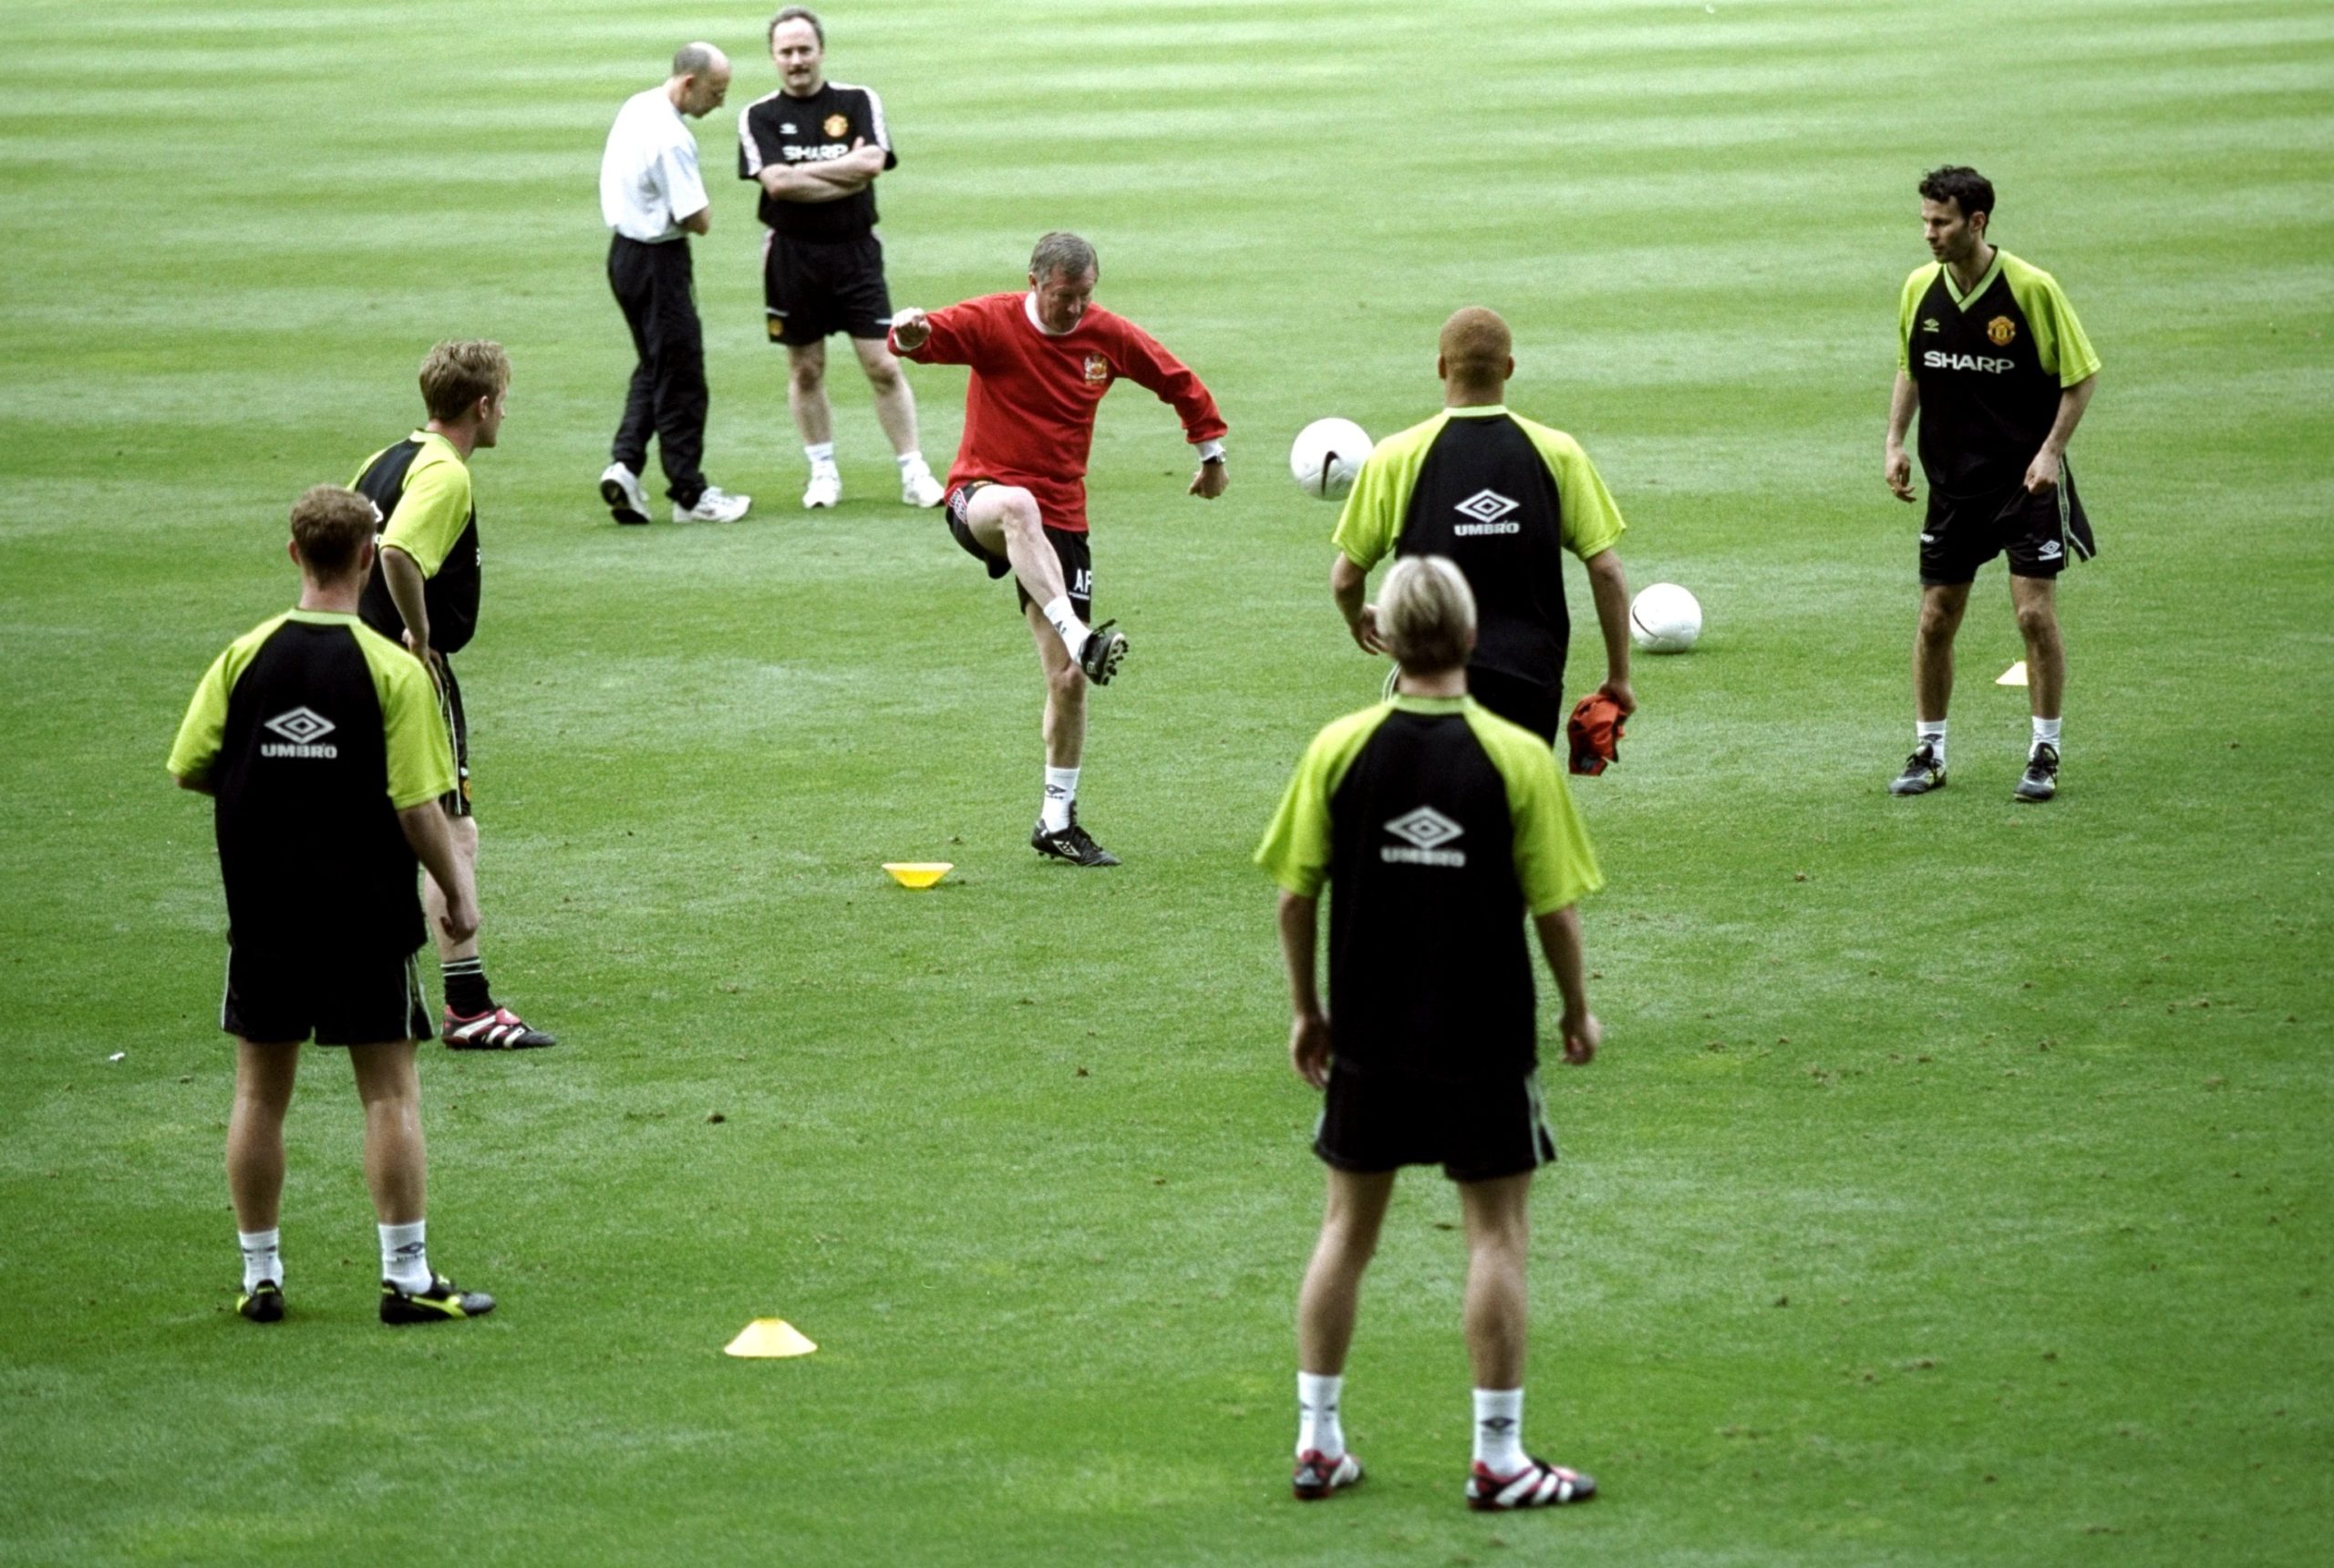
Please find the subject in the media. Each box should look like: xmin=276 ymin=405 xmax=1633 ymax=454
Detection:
xmin=2 ymin=2 xmax=2329 ymax=1563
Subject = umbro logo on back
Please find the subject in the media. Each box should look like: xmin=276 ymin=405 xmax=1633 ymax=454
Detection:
xmin=261 ymin=707 xmax=338 ymax=758
xmin=1382 ymin=806 xmax=1467 ymax=867
xmin=1452 ymin=490 xmax=1522 ymax=536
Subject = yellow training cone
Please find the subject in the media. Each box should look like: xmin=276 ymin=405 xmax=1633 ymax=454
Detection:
xmin=883 ymin=861 xmax=954 ymax=890
xmin=725 ymin=1318 xmax=818 ymax=1358
xmin=1996 ymin=660 xmax=2029 ymax=686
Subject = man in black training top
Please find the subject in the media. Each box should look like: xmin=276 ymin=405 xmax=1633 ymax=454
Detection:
xmin=170 ymin=484 xmax=495 ymax=1326
xmin=1885 ymin=166 xmax=2102 ymax=802
xmin=1329 ymin=307 xmax=1636 ymax=746
xmin=739 ymin=6 xmax=944 ymax=511
xmin=353 ymin=340 xmax=554 ymax=1048
xmin=1258 ymin=555 xmax=1606 ymax=1512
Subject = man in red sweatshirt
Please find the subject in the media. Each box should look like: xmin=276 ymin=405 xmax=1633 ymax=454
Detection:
xmin=890 ymin=232 xmax=1228 ymax=867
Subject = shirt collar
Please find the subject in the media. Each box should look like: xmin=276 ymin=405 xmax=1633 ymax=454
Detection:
xmin=1445 ymin=404 xmax=1509 ymax=419
xmin=1389 ymin=693 xmax=1472 ymax=713
xmin=285 ymin=608 xmax=360 ymax=624
xmin=1023 ymin=292 xmax=1077 ymax=337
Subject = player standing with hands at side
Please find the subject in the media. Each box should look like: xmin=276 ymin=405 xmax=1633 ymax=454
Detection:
xmin=170 ymin=486 xmax=496 ymax=1326
xmin=890 ymin=232 xmax=1228 ymax=867
xmin=1257 ymin=556 xmax=1605 ymax=1511
xmin=738 ymin=7 xmax=944 ymax=511
xmin=598 ymin=43 xmax=754 ymax=526
xmin=1885 ymin=166 xmax=2101 ymax=802
xmin=1330 ymin=308 xmax=1636 ymax=748
xmin=354 ymin=341 xmax=554 ymax=1051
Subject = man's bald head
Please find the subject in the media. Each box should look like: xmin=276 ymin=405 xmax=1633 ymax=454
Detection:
xmin=669 ymin=42 xmax=733 ymax=116
xmin=1439 ymin=307 xmax=1513 ymax=399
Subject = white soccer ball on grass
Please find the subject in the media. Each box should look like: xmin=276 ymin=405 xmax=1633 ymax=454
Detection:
xmin=1629 ymin=583 xmax=1702 ymax=653
xmin=1288 ymin=418 xmax=1372 ymax=501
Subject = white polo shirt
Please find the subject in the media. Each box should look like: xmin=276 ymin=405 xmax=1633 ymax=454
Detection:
xmin=600 ymin=87 xmax=708 ymax=242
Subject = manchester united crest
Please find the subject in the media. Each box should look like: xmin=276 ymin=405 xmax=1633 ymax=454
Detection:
xmin=1082 ymin=354 xmax=1110 ymax=385
xmin=1987 ymin=315 xmax=2018 ymax=346
xmin=823 ymin=113 xmax=850 ymax=139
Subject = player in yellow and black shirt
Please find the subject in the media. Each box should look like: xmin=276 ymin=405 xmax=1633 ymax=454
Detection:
xmin=170 ymin=485 xmax=495 ymax=1326
xmin=1330 ymin=308 xmax=1635 ymax=746
xmin=353 ymin=340 xmax=554 ymax=1048
xmin=1258 ymin=556 xmax=1605 ymax=1512
xmin=1885 ymin=167 xmax=2102 ymax=803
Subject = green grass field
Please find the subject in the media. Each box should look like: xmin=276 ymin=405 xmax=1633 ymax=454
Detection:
xmin=3 ymin=1 xmax=2329 ymax=1563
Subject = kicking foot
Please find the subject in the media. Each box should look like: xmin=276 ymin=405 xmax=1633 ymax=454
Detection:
xmin=1078 ymin=619 xmax=1127 ymax=686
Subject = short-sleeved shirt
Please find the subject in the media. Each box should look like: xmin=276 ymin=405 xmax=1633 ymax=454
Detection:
xmin=353 ymin=431 xmax=480 ymax=655
xmin=738 ymin=81 xmax=895 ymax=243
xmin=1899 ymin=249 xmax=2101 ymax=499
xmin=169 ymin=610 xmax=455 ymax=962
xmin=1255 ymin=695 xmax=1603 ymax=1083
xmin=601 ymin=87 xmax=708 ymax=243
xmin=1333 ymin=407 xmax=1626 ymax=690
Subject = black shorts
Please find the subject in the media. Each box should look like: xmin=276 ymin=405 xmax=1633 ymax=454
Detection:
xmin=945 ymin=482 xmax=1093 ymax=616
xmin=1314 ymin=1065 xmax=1556 ymax=1183
xmin=437 ymin=660 xmax=471 ymax=819
xmin=1920 ymin=468 xmax=2095 ymax=586
xmin=222 ymin=943 xmax=434 ymax=1046
xmin=1468 ymin=665 xmax=1565 ymax=747
xmin=763 ymin=232 xmax=893 ymax=346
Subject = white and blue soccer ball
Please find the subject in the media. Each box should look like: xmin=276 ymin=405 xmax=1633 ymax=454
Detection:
xmin=1629 ymin=583 xmax=1702 ymax=654
xmin=1289 ymin=418 xmax=1371 ymax=501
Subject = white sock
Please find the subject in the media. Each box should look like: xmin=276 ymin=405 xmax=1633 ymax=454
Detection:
xmin=1297 ymin=1371 xmax=1345 ymax=1458
xmin=805 ymin=441 xmax=837 ymax=473
xmin=1916 ymin=720 xmax=1947 ymax=767
xmin=1041 ymin=766 xmax=1079 ymax=832
xmin=239 ymin=1228 xmax=282 ymax=1292
xmin=897 ymin=451 xmax=930 ymax=477
xmin=1039 ymin=594 xmax=1090 ymax=660
xmin=1473 ymin=1387 xmax=1525 ymax=1473
xmin=2032 ymin=716 xmax=2061 ymax=753
xmin=379 ymin=1221 xmax=430 ymax=1293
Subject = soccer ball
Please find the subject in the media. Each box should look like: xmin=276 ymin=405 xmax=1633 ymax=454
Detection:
xmin=1289 ymin=418 xmax=1372 ymax=501
xmin=1629 ymin=583 xmax=1702 ymax=653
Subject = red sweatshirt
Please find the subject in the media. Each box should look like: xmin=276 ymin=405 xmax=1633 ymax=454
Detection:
xmin=891 ymin=292 xmax=1227 ymax=533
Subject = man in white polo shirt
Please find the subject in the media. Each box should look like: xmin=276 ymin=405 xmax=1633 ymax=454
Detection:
xmin=598 ymin=43 xmax=753 ymax=526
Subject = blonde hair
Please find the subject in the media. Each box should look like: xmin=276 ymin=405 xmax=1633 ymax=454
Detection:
xmin=288 ymin=485 xmax=379 ymax=579
xmin=1379 ymin=555 xmax=1476 ymax=675
xmin=418 ymin=339 xmax=511 ymax=423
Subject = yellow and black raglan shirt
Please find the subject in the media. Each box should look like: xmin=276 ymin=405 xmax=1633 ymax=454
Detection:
xmin=353 ymin=432 xmax=482 ymax=655
xmin=1899 ymin=250 xmax=2101 ymax=499
xmin=169 ymin=611 xmax=454 ymax=962
xmin=1331 ymin=407 xmax=1626 ymax=693
xmin=1255 ymin=695 xmax=1603 ymax=1084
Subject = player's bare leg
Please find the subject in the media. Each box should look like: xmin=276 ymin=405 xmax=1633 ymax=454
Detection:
xmin=428 ymin=815 xmax=554 ymax=1049
xmin=1895 ymin=582 xmax=1970 ymax=795
xmin=1912 ymin=582 xmax=1971 ymax=724
xmin=850 ymin=336 xmax=941 ymax=504
xmin=1296 ymin=1168 xmax=1396 ymax=1377
xmin=2009 ymin=573 xmax=2065 ymax=799
xmin=1458 ymin=1173 xmax=1532 ymax=1390
xmin=350 ymin=1040 xmax=428 ymax=1226
xmin=227 ymin=1038 xmax=302 ymax=1233
xmin=787 ymin=342 xmax=842 ymax=508
xmin=961 ymin=485 xmax=1124 ymax=683
xmin=1027 ymin=600 xmax=1088 ymax=769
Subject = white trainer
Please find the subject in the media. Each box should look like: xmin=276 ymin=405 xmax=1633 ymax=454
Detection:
xmin=803 ymin=470 xmax=842 ymax=510
xmin=599 ymin=462 xmax=651 ymax=526
xmin=675 ymin=486 xmax=750 ymax=524
xmin=901 ymin=468 xmax=945 ymax=508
